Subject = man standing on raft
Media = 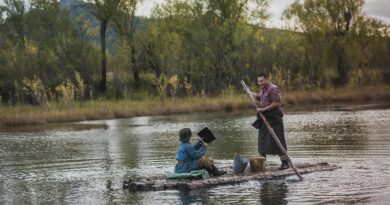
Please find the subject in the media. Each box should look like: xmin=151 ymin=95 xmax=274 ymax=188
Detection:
xmin=251 ymin=72 xmax=289 ymax=170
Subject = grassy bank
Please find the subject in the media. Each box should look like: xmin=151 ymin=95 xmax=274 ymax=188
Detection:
xmin=1 ymin=85 xmax=390 ymax=127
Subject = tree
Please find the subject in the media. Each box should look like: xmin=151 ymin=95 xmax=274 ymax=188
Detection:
xmin=86 ymin=0 xmax=121 ymax=94
xmin=0 ymin=0 xmax=27 ymax=48
xmin=203 ymin=0 xmax=269 ymax=92
xmin=147 ymin=0 xmax=269 ymax=94
xmin=113 ymin=0 xmax=143 ymax=88
xmin=0 ymin=0 xmax=28 ymax=103
xmin=0 ymin=0 xmax=101 ymax=104
xmin=283 ymin=0 xmax=388 ymax=85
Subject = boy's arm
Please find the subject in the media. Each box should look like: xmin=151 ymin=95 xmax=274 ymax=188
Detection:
xmin=186 ymin=144 xmax=206 ymax=159
xmin=194 ymin=140 xmax=203 ymax=150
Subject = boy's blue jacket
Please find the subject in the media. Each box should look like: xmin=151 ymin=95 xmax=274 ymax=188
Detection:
xmin=175 ymin=142 xmax=206 ymax=173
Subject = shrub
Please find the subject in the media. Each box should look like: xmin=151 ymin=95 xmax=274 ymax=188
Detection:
xmin=21 ymin=76 xmax=47 ymax=105
xmin=74 ymin=71 xmax=85 ymax=101
xmin=182 ymin=77 xmax=192 ymax=96
xmin=167 ymin=75 xmax=179 ymax=98
xmin=155 ymin=75 xmax=168 ymax=101
xmin=55 ymin=79 xmax=75 ymax=104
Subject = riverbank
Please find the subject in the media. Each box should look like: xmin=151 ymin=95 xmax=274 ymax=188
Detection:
xmin=1 ymin=85 xmax=389 ymax=127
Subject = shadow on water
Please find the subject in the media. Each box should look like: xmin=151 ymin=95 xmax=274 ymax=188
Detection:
xmin=259 ymin=181 xmax=289 ymax=205
xmin=166 ymin=179 xmax=290 ymax=205
xmin=175 ymin=190 xmax=211 ymax=205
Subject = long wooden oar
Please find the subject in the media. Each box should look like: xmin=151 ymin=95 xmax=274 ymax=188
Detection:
xmin=240 ymin=80 xmax=303 ymax=181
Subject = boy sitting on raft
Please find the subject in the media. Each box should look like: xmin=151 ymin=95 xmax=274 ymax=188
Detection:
xmin=175 ymin=128 xmax=226 ymax=176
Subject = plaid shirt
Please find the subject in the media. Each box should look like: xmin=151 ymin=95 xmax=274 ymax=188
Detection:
xmin=255 ymin=83 xmax=281 ymax=108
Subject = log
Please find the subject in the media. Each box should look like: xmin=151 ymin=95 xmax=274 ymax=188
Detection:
xmin=123 ymin=162 xmax=339 ymax=192
xmin=249 ymin=156 xmax=266 ymax=172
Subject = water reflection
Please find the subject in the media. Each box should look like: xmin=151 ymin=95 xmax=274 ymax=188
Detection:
xmin=1 ymin=109 xmax=390 ymax=204
xmin=176 ymin=190 xmax=211 ymax=205
xmin=0 ymin=123 xmax=108 ymax=133
xmin=284 ymin=111 xmax=370 ymax=158
xmin=301 ymin=113 xmax=368 ymax=147
xmin=259 ymin=181 xmax=288 ymax=205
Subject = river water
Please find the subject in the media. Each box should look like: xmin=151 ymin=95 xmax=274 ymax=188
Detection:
xmin=1 ymin=107 xmax=390 ymax=204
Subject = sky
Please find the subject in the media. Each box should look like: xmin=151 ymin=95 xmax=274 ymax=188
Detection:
xmin=135 ymin=0 xmax=390 ymax=28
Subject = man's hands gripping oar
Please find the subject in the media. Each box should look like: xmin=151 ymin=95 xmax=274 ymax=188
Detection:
xmin=240 ymin=80 xmax=303 ymax=181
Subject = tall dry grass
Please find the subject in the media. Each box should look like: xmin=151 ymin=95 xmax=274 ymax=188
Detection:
xmin=1 ymin=85 xmax=389 ymax=126
xmin=283 ymin=85 xmax=390 ymax=105
xmin=0 ymin=95 xmax=250 ymax=126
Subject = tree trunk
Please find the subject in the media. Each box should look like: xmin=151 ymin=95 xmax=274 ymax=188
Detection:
xmin=129 ymin=5 xmax=140 ymax=88
xmin=131 ymin=44 xmax=140 ymax=88
xmin=336 ymin=46 xmax=348 ymax=85
xmin=99 ymin=19 xmax=108 ymax=94
xmin=146 ymin=45 xmax=161 ymax=78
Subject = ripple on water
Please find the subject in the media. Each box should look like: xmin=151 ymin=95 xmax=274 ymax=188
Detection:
xmin=1 ymin=109 xmax=390 ymax=204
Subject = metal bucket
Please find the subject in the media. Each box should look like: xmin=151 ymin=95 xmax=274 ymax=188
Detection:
xmin=233 ymin=153 xmax=249 ymax=174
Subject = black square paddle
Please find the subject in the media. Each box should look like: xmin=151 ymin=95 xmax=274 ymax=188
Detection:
xmin=197 ymin=127 xmax=216 ymax=143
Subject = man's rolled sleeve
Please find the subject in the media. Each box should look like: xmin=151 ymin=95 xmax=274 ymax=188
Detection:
xmin=269 ymin=87 xmax=281 ymax=103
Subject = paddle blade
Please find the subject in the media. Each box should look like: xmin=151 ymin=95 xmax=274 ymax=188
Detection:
xmin=197 ymin=127 xmax=216 ymax=143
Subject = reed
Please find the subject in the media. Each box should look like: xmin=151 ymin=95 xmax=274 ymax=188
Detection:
xmin=283 ymin=85 xmax=390 ymax=105
xmin=1 ymin=85 xmax=389 ymax=126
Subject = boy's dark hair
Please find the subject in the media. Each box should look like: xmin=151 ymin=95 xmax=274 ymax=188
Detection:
xmin=179 ymin=128 xmax=192 ymax=143
xmin=257 ymin=72 xmax=269 ymax=79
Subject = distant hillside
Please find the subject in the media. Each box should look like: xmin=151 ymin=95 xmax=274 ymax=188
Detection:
xmin=58 ymin=0 xmax=294 ymax=54
xmin=59 ymin=0 xmax=151 ymax=50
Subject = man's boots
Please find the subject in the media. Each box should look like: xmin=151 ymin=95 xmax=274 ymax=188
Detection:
xmin=260 ymin=153 xmax=267 ymax=161
xmin=210 ymin=165 xmax=227 ymax=176
xmin=278 ymin=160 xmax=289 ymax=170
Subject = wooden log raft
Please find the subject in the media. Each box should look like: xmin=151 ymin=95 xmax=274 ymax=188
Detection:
xmin=123 ymin=162 xmax=339 ymax=192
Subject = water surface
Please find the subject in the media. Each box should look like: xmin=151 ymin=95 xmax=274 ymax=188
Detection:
xmin=1 ymin=108 xmax=390 ymax=204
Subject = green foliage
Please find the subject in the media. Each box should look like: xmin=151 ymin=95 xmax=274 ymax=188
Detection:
xmin=270 ymin=66 xmax=286 ymax=89
xmin=0 ymin=0 xmax=100 ymax=104
xmin=110 ymin=72 xmax=129 ymax=99
xmin=152 ymin=74 xmax=182 ymax=99
xmin=1 ymin=0 xmax=390 ymax=105
xmin=21 ymin=76 xmax=47 ymax=105
xmin=167 ymin=75 xmax=179 ymax=98
xmin=55 ymin=79 xmax=76 ymax=104
xmin=221 ymin=84 xmax=236 ymax=97
xmin=182 ymin=77 xmax=192 ymax=96
xmin=86 ymin=0 xmax=122 ymax=94
xmin=283 ymin=0 xmax=390 ymax=86
xmin=348 ymin=68 xmax=383 ymax=87
xmin=347 ymin=69 xmax=365 ymax=88
xmin=155 ymin=75 xmax=168 ymax=101
xmin=74 ymin=71 xmax=85 ymax=101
